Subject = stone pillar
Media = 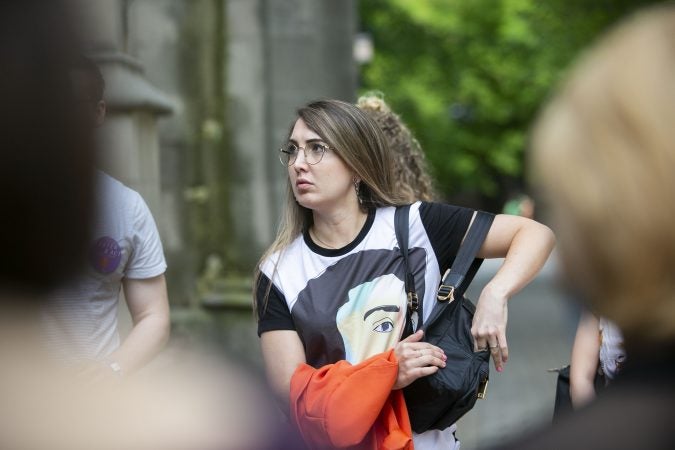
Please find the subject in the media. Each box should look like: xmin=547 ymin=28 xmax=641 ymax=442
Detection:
xmin=77 ymin=0 xmax=174 ymax=218
xmin=120 ymin=0 xmax=199 ymax=306
xmin=95 ymin=53 xmax=174 ymax=215
xmin=227 ymin=0 xmax=358 ymax=269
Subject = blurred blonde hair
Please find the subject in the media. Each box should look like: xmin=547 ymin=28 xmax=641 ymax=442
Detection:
xmin=357 ymin=93 xmax=436 ymax=202
xmin=531 ymin=5 xmax=675 ymax=343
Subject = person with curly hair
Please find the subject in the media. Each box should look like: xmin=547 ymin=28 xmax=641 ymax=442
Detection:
xmin=357 ymin=93 xmax=437 ymax=202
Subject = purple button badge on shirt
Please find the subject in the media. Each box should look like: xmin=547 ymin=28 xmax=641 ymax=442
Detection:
xmin=90 ymin=236 xmax=122 ymax=274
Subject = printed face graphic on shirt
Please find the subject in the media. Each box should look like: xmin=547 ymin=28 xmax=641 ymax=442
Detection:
xmin=291 ymin=247 xmax=427 ymax=368
xmin=336 ymin=273 xmax=406 ymax=364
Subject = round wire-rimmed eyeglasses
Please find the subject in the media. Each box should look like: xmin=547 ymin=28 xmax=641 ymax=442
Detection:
xmin=278 ymin=142 xmax=331 ymax=166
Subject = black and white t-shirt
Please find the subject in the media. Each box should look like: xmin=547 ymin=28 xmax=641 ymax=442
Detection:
xmin=257 ymin=201 xmax=475 ymax=448
xmin=258 ymin=201 xmax=474 ymax=363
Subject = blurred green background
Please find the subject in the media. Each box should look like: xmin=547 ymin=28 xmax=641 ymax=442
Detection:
xmin=359 ymin=0 xmax=656 ymax=210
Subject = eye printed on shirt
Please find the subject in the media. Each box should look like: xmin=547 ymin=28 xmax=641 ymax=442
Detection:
xmin=336 ymin=274 xmax=406 ymax=364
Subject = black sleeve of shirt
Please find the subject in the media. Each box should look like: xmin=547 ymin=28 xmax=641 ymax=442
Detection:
xmin=256 ymin=272 xmax=296 ymax=336
xmin=419 ymin=201 xmax=475 ymax=273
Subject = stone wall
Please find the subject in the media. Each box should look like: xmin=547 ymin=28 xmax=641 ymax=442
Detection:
xmin=123 ymin=0 xmax=357 ymax=303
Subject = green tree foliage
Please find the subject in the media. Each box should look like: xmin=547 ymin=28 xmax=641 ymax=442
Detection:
xmin=360 ymin=0 xmax=657 ymax=203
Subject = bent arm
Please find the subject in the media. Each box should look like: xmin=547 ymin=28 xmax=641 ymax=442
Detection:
xmin=260 ymin=330 xmax=306 ymax=410
xmin=471 ymin=214 xmax=555 ymax=369
xmin=477 ymin=214 xmax=556 ymax=297
xmin=107 ymin=274 xmax=170 ymax=374
xmin=570 ymin=311 xmax=601 ymax=409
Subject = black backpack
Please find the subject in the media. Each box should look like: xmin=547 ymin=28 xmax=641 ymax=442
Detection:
xmin=395 ymin=205 xmax=493 ymax=432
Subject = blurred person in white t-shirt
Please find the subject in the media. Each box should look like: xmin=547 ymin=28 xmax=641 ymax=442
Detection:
xmin=42 ymin=55 xmax=170 ymax=380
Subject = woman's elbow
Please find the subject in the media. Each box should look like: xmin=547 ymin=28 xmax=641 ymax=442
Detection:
xmin=538 ymin=222 xmax=556 ymax=253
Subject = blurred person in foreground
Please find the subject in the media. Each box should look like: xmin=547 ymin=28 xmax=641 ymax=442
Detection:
xmin=492 ymin=4 xmax=675 ymax=449
xmin=42 ymin=55 xmax=170 ymax=380
xmin=0 ymin=2 xmax=278 ymax=448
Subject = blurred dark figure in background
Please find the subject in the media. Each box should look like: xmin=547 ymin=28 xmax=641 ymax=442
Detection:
xmin=0 ymin=2 xmax=281 ymax=448
xmin=492 ymin=4 xmax=675 ymax=449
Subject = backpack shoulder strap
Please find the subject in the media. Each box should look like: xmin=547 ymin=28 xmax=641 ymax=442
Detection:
xmin=425 ymin=211 xmax=495 ymax=329
xmin=394 ymin=205 xmax=420 ymax=322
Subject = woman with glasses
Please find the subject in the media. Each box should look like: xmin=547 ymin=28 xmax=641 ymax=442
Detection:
xmin=255 ymin=99 xmax=555 ymax=449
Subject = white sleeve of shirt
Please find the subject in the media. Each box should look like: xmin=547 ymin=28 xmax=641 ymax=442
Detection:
xmin=124 ymin=192 xmax=167 ymax=279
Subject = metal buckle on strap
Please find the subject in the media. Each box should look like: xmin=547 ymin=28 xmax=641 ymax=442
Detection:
xmin=407 ymin=292 xmax=419 ymax=311
xmin=477 ymin=376 xmax=489 ymax=399
xmin=437 ymin=285 xmax=455 ymax=302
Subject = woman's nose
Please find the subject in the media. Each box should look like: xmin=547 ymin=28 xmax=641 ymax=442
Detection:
xmin=292 ymin=148 xmax=309 ymax=168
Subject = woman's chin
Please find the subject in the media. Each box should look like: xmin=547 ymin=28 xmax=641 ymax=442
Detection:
xmin=296 ymin=194 xmax=320 ymax=211
xmin=296 ymin=199 xmax=315 ymax=211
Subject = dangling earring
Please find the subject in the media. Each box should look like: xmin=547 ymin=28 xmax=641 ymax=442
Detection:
xmin=354 ymin=178 xmax=363 ymax=205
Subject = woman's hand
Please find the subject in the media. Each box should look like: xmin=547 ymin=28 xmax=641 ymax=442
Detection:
xmin=472 ymin=214 xmax=555 ymax=372
xmin=393 ymin=330 xmax=446 ymax=390
xmin=472 ymin=284 xmax=509 ymax=372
